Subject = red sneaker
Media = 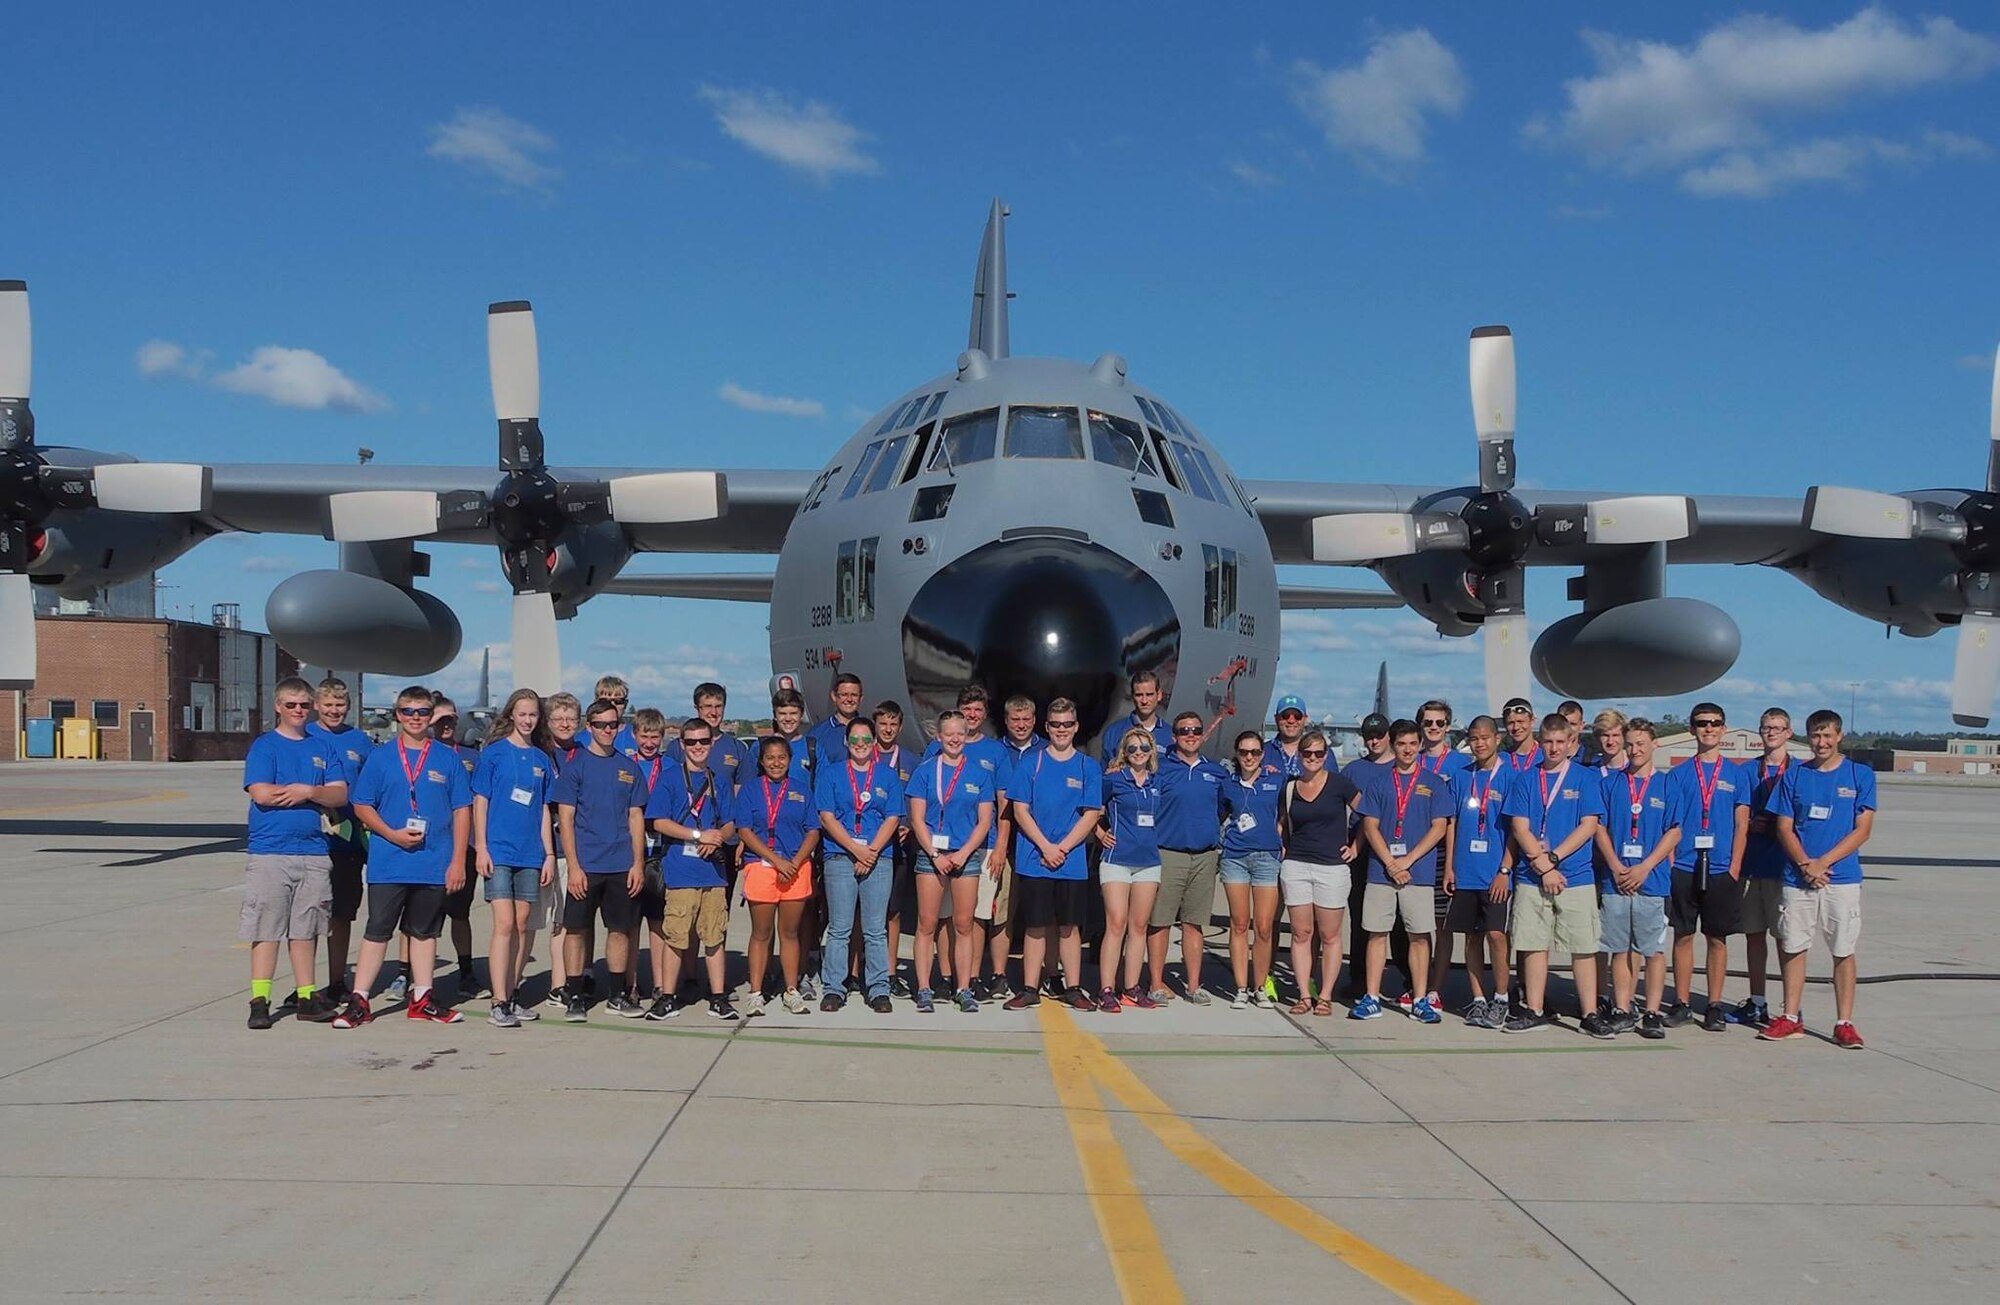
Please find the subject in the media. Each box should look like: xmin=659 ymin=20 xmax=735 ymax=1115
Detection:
xmin=330 ymin=993 xmax=372 ymax=1030
xmin=407 ymin=993 xmax=465 ymax=1024
xmin=1832 ymin=1022 xmax=1865 ymax=1050
xmin=1122 ymin=987 xmax=1160 ymax=1010
xmin=1758 ymin=1014 xmax=1806 ymax=1041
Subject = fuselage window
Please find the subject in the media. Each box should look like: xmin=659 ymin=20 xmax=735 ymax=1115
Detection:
xmin=922 ymin=391 xmax=947 ymax=422
xmin=840 ymin=442 xmax=884 ymax=499
xmin=874 ymin=403 xmax=909 ymax=438
xmin=896 ymin=396 xmax=930 ymax=430
xmin=1164 ymin=405 xmax=1195 ymax=438
xmin=1224 ymin=470 xmax=1256 ymax=516
xmin=1171 ymin=441 xmax=1220 ymax=502
xmin=1136 ymin=395 xmax=1164 ymax=428
xmin=1004 ymin=405 xmax=1083 ymax=459
xmin=1146 ymin=428 xmax=1185 ymax=492
xmin=1132 ymin=488 xmax=1174 ymax=527
xmin=865 ymin=434 xmax=909 ymax=493
xmin=837 ymin=536 xmax=878 ymax=623
xmin=911 ymin=483 xmax=955 ymax=522
xmin=1202 ymin=544 xmax=1238 ymax=629
xmin=1185 ymin=446 xmax=1234 ymax=506
xmin=1088 ymin=411 xmax=1158 ymax=475
xmin=900 ymin=422 xmax=936 ymax=485
xmin=928 ymin=407 xmax=999 ymax=471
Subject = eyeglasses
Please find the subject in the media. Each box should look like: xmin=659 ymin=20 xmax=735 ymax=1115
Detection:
xmin=1693 ymin=718 xmax=1725 ymax=728
xmin=280 ymin=700 xmax=313 ymax=710
xmin=1173 ymin=725 xmax=1203 ymax=736
xmin=588 ymin=718 xmax=621 ymax=730
xmin=847 ymin=735 xmax=875 ymax=746
xmin=1759 ymin=724 xmax=1790 ymax=733
xmin=1300 ymin=748 xmax=1328 ymax=758
xmin=397 ymin=706 xmax=433 ymax=717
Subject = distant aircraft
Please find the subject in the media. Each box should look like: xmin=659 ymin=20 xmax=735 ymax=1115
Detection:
xmin=4 ymin=203 xmax=1998 ymax=738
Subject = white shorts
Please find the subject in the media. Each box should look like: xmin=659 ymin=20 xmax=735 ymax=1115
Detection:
xmin=1778 ymin=882 xmax=1861 ymax=958
xmin=1100 ymin=862 xmax=1162 ymax=886
xmin=1362 ymin=881 xmax=1436 ymax=935
xmin=1280 ymin=859 xmax=1351 ymax=910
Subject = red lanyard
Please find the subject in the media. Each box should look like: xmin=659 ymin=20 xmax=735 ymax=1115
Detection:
xmin=762 ymin=778 xmax=789 ymax=838
xmin=685 ymin=768 xmax=711 ymax=825
xmin=1473 ymin=764 xmax=1499 ymax=834
xmin=560 ymin=744 xmax=579 ymax=764
xmin=936 ymin=756 xmax=966 ymax=807
xmin=1391 ymin=767 xmax=1418 ymax=839
xmin=1695 ymin=758 xmax=1722 ymax=829
xmin=847 ymin=761 xmax=876 ymax=835
xmin=643 ymin=755 xmax=662 ymax=791
xmin=399 ymin=740 xmax=432 ymax=800
xmin=1421 ymin=750 xmax=1449 ymax=777
xmin=1510 ymin=745 xmax=1541 ymax=771
xmin=1626 ymin=771 xmax=1652 ymax=842
xmin=1762 ymin=756 xmax=1787 ymax=790
xmin=1537 ymin=762 xmax=1570 ymax=841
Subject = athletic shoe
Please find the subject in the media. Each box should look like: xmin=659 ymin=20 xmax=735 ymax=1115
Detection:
xmin=458 ymin=964 xmax=487 ymax=999
xmin=296 ymin=992 xmax=341 ymax=1024
xmin=799 ymin=974 xmax=821 ymax=1002
xmin=1394 ymin=992 xmax=1415 ymax=1016
xmin=1263 ymin=975 xmax=1281 ymax=1003
xmin=513 ymin=1001 xmax=539 ymax=1022
xmin=1610 ymin=1008 xmax=1639 ymax=1036
xmin=644 ymin=994 xmax=678 ymax=1021
xmin=843 ymin=975 xmax=864 ymax=996
xmin=331 ymin=994 xmax=372 ymax=1030
xmin=1411 ymin=996 xmax=1443 ymax=1025
xmin=1043 ymin=973 xmax=1067 ymax=999
xmin=955 ymin=989 xmax=979 ymax=1013
xmin=1482 ymin=999 xmax=1510 ymax=1030
xmin=820 ymin=993 xmax=846 ymax=1013
xmin=1098 ymin=989 xmax=1121 ymax=1014
xmin=544 ymin=988 xmax=567 ymax=1009
xmin=868 ymin=994 xmax=894 ymax=1014
xmin=1461 ymin=998 xmax=1490 ymax=1028
xmin=606 ymin=993 xmax=644 ymax=1019
xmin=914 ymin=988 xmax=935 ymax=1014
xmin=1251 ymin=987 xmax=1278 ymax=1010
xmin=1833 ymin=1021 xmax=1865 ymax=1049
xmin=247 ymin=997 xmax=273 ymax=1031
xmin=1502 ymin=1007 xmax=1556 ymax=1034
xmin=1597 ymin=993 xmax=1615 ymax=1018
xmin=1733 ymin=997 xmax=1770 ymax=1028
xmin=890 ymin=975 xmax=912 ymax=999
xmin=1703 ymin=1005 xmax=1729 ymax=1033
xmin=1664 ymin=1001 xmax=1695 ymax=1028
xmin=564 ymin=992 xmax=588 ymax=1023
xmin=1146 ymin=987 xmax=1174 ymax=1005
xmin=1758 ymin=1014 xmax=1807 ymax=1041
xmin=709 ymin=996 xmax=740 ymax=1021
xmin=385 ymin=975 xmax=409 ymax=1003
xmin=1064 ymin=986 xmax=1095 ymax=1012
xmin=1639 ymin=1010 xmax=1667 ymax=1039
xmin=1002 ymin=990 xmax=1041 ymax=1010
xmin=1349 ymin=994 xmax=1384 ymax=1021
xmin=1230 ymin=987 xmax=1252 ymax=1010
xmin=744 ymin=992 xmax=768 ymax=1019
xmin=1183 ymin=985 xmax=1213 ymax=1007
xmin=986 ymin=977 xmax=1016 ymax=1004
xmin=276 ymin=990 xmax=299 ymax=1017
xmin=1124 ymin=987 xmax=1160 ymax=1010
xmin=1580 ymin=1011 xmax=1616 ymax=1040
xmin=407 ymin=993 xmax=464 ymax=1024
xmin=488 ymin=1002 xmax=520 ymax=1029
xmin=781 ymin=989 xmax=810 ymax=1015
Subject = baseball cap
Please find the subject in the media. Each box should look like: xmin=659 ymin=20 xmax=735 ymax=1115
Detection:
xmin=1502 ymin=698 xmax=1534 ymax=717
xmin=1360 ymin=712 xmax=1390 ymax=738
xmin=1274 ymin=695 xmax=1307 ymax=717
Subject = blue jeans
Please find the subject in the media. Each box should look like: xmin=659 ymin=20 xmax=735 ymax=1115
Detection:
xmin=1220 ymin=850 xmax=1282 ymax=887
xmin=821 ymin=853 xmax=891 ymax=999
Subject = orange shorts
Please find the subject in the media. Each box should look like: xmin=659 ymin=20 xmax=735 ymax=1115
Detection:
xmin=743 ymin=859 xmax=813 ymax=904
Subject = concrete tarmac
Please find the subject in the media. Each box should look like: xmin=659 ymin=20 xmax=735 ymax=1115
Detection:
xmin=2 ymin=762 xmax=1996 ymax=1302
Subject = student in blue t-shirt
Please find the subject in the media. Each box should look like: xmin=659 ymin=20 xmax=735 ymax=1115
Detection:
xmin=334 ymin=684 xmax=474 ymax=1030
xmin=1099 ymin=724 xmax=1169 ymax=1008
xmin=1501 ymin=714 xmax=1607 ymax=1034
xmin=308 ymin=677 xmax=372 ymax=1004
xmin=1736 ymin=707 xmax=1796 ymax=1027
xmin=1590 ymin=720 xmax=1678 ymax=1039
xmin=1434 ymin=715 xmax=1514 ymax=1030
xmin=1003 ymin=697 xmax=1104 ymax=1011
xmin=241 ymin=676 xmax=350 ymax=1030
xmin=1662 ymin=702 xmax=1753 ymax=1032
xmin=1339 ymin=715 xmax=1394 ymax=998
xmin=646 ymin=717 xmax=740 ymax=1021
xmin=815 ymin=715 xmax=904 ymax=1010
xmin=906 ymin=710 xmax=996 ymax=1012
xmin=734 ymin=736 xmax=822 ymax=1015
xmin=471 ymin=689 xmax=556 ymax=1027
xmin=1761 ymin=709 xmax=1877 ymax=1049
xmin=1220 ymin=731 xmax=1287 ymax=1011
xmin=1354 ymin=721 xmax=1452 ymax=1023
xmin=550 ymin=696 xmax=650 ymax=1023
xmin=920 ymin=687 xmax=1013 ymax=1001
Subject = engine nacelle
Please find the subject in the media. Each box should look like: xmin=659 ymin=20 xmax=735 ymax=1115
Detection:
xmin=1787 ymin=538 xmax=1960 ymax=637
xmin=1531 ymin=598 xmax=1740 ymax=698
xmin=266 ymin=571 xmax=463 ymax=675
xmin=548 ymin=520 xmax=633 ymax=618
xmin=31 ymin=514 xmax=205 ymax=596
xmin=1376 ymin=552 xmax=1481 ymax=637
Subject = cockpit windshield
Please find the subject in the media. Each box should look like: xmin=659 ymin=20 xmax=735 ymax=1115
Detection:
xmin=1004 ymin=406 xmax=1083 ymax=459
xmin=927 ymin=407 xmax=999 ymax=471
xmin=1087 ymin=411 xmax=1158 ymax=475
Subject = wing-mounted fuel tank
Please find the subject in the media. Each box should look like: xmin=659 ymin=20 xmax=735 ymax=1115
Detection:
xmin=266 ymin=540 xmax=462 ymax=676
xmin=1530 ymin=598 xmax=1741 ymax=698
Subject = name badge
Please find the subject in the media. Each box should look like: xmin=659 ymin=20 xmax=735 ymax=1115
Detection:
xmin=680 ymin=842 xmax=705 ymax=858
xmin=1694 ymin=834 xmax=1715 ymax=850
xmin=1622 ymin=843 xmax=1644 ymax=861
xmin=404 ymin=816 xmax=428 ymax=838
xmin=1135 ymin=813 xmax=1154 ymax=828
xmin=1468 ymin=839 xmax=1488 ymax=854
xmin=1808 ymin=804 xmax=1832 ymax=821
xmin=510 ymin=787 xmax=535 ymax=806
xmin=1388 ymin=842 xmax=1407 ymax=857
xmin=857 ymin=791 xmax=871 ymax=806
xmin=1236 ymin=813 xmax=1257 ymax=833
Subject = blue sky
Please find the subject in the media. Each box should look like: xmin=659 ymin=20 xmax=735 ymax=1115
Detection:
xmin=6 ymin=4 xmax=1998 ymax=729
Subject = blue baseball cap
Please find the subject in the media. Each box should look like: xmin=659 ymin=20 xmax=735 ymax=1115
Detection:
xmin=1274 ymin=695 xmax=1307 ymax=717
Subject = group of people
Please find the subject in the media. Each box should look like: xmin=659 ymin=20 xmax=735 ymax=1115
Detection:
xmin=238 ymin=670 xmax=1876 ymax=1047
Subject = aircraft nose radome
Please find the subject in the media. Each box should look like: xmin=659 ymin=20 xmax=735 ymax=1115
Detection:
xmin=902 ymin=537 xmax=1180 ymax=748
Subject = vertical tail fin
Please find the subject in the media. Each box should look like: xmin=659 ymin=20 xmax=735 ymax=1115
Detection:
xmin=479 ymin=647 xmax=491 ymax=709
xmin=968 ymin=198 xmax=1011 ymax=360
xmin=1373 ymin=661 xmax=1389 ymax=720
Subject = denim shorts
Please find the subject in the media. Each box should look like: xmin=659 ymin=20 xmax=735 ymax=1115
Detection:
xmin=485 ymin=864 xmax=543 ymax=903
xmin=1599 ymin=891 xmax=1668 ymax=956
xmin=1219 ymin=850 xmax=1281 ymax=887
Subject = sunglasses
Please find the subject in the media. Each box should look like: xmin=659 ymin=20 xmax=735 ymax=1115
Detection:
xmin=588 ymin=719 xmax=620 ymax=730
xmin=683 ymin=737 xmax=713 ymax=747
xmin=1421 ymin=718 xmax=1449 ymax=727
xmin=847 ymin=735 xmax=875 ymax=745
xmin=1236 ymin=748 xmax=1263 ymax=756
xmin=1048 ymin=719 xmax=1078 ymax=728
xmin=1124 ymin=742 xmax=1154 ymax=753
xmin=280 ymin=700 xmax=313 ymax=710
xmin=1301 ymin=748 xmax=1328 ymax=758
xmin=1173 ymin=725 xmax=1203 ymax=736
xmin=1276 ymin=711 xmax=1304 ymax=720
xmin=397 ymin=706 xmax=433 ymax=717
xmin=605 ymin=697 xmax=629 ymax=706
xmin=1693 ymin=718 xmax=1725 ymax=728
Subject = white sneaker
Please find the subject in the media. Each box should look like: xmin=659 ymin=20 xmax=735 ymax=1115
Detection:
xmin=1250 ymin=987 xmax=1277 ymax=1009
xmin=781 ymin=989 xmax=809 ymax=1015
xmin=1230 ymin=987 xmax=1252 ymax=1010
xmin=745 ymin=992 xmax=768 ymax=1018
xmin=385 ymin=975 xmax=409 ymax=1002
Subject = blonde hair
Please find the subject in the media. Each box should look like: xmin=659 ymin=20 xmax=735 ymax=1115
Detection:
xmin=1106 ymin=726 xmax=1159 ymax=776
xmin=1591 ymin=708 xmax=1628 ymax=733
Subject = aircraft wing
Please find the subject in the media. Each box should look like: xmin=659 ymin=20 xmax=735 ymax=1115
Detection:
xmin=601 ymin=572 xmax=776 ymax=602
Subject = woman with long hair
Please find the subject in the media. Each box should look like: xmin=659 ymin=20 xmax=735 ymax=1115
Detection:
xmin=1098 ymin=725 xmax=1165 ymax=1009
xmin=471 ymin=689 xmax=555 ymax=1026
xmin=906 ymin=710 xmax=995 ymax=1013
xmin=1220 ymin=729 xmax=1287 ymax=1009
xmin=1277 ymin=729 xmax=1361 ymax=1016
xmin=733 ymin=737 xmax=821 ymax=1014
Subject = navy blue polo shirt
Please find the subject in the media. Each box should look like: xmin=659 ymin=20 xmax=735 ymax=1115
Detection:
xmin=1099 ymin=713 xmax=1174 ymax=766
xmin=551 ymin=747 xmax=648 ymax=875
xmin=1220 ymin=764 xmax=1286 ymax=855
xmin=1155 ymin=752 xmax=1229 ymax=851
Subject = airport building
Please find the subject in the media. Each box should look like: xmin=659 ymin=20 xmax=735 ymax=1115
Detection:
xmin=1891 ymin=738 xmax=2000 ymax=775
xmin=1654 ymin=726 xmax=1810 ymax=767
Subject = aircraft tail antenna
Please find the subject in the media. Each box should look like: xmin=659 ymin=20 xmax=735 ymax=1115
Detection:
xmin=968 ymin=198 xmax=1011 ymax=360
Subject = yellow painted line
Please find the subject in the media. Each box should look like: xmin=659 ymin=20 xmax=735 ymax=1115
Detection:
xmin=1037 ymin=1003 xmax=1185 ymax=1303
xmin=0 ymin=790 xmax=188 ymax=819
xmin=1046 ymin=1004 xmax=1476 ymax=1305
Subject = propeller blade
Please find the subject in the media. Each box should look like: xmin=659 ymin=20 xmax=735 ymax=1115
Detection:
xmin=1803 ymin=486 xmax=1921 ymax=540
xmin=1311 ymin=512 xmax=1418 ymax=563
xmin=1482 ymin=610 xmax=1531 ymax=715
xmin=605 ymin=472 xmax=725 ymax=524
xmin=0 ymin=280 xmax=28 ymax=400
xmin=1583 ymin=495 xmax=1693 ymax=545
xmin=326 ymin=490 xmax=440 ymax=542
xmin=488 ymin=301 xmax=540 ymax=423
xmin=1469 ymin=326 xmax=1515 ymax=441
xmin=511 ymin=590 xmax=562 ymax=697
xmin=0 ymin=571 xmax=34 ymax=690
xmin=1988 ymin=343 xmax=1998 ymax=494
xmin=91 ymin=463 xmax=212 ymax=515
xmin=1952 ymin=611 xmax=1999 ymax=728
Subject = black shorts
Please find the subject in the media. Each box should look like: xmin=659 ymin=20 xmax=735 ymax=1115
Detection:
xmin=1015 ymin=875 xmax=1089 ymax=929
xmin=444 ymin=877 xmax=475 ymax=921
xmin=1444 ymin=888 xmax=1510 ymax=936
xmin=364 ymin=882 xmax=446 ymax=943
xmin=638 ymin=858 xmax=666 ymax=927
xmin=1670 ymin=867 xmax=1743 ymax=939
xmin=563 ymin=871 xmax=642 ymax=933
xmin=330 ymin=849 xmax=365 ymax=922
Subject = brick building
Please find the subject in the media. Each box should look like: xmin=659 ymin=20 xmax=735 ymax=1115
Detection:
xmin=2 ymin=613 xmax=297 ymax=763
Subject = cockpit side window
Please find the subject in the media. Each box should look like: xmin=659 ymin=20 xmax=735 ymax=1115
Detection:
xmin=874 ymin=403 xmax=909 ymax=438
xmin=1171 ymin=441 xmax=1220 ymax=502
xmin=1135 ymin=396 xmax=1164 ymax=427
xmin=896 ymin=396 xmax=930 ymax=430
xmin=1087 ymin=411 xmax=1158 ymax=475
xmin=899 ymin=422 xmax=937 ymax=485
xmin=1146 ymin=428 xmax=1185 ymax=492
xmin=927 ymin=407 xmax=998 ymax=470
xmin=865 ymin=434 xmax=909 ymax=493
xmin=1004 ymin=406 xmax=1083 ymax=459
xmin=922 ymin=392 xmax=946 ymax=422
xmin=1184 ymin=446 xmax=1235 ymax=507
xmin=840 ymin=442 xmax=884 ymax=499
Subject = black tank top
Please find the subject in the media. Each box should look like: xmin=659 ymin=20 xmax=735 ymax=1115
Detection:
xmin=1285 ymin=772 xmax=1357 ymax=865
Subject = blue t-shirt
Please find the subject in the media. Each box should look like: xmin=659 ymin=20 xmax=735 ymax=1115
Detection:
xmin=1155 ymin=753 xmax=1229 ymax=851
xmin=1220 ymin=764 xmax=1286 ymax=855
xmin=732 ymin=773 xmax=816 ymax=863
xmin=1341 ymin=756 xmax=1392 ymax=873
xmin=806 ymin=715 xmax=862 ymax=775
xmin=1501 ymin=760 xmax=1606 ymax=886
xmin=1357 ymin=766 xmax=1452 ymax=886
xmin=1599 ymin=767 xmax=1674 ymax=896
xmin=1664 ymin=757 xmax=1750 ymax=872
xmin=243 ymin=730 xmax=348 ymax=856
xmin=1449 ymin=762 xmax=1511 ymax=892
xmin=1766 ymin=758 xmax=1876 ymax=887
xmin=1099 ymin=714 xmax=1174 ymax=766
xmin=664 ymin=731 xmax=753 ymax=798
xmin=644 ymin=762 xmax=732 ymax=889
xmin=1102 ymin=769 xmax=1163 ymax=868
xmin=306 ymin=721 xmax=372 ymax=853
xmin=473 ymin=739 xmax=556 ymax=868
xmin=814 ymin=758 xmax=905 ymax=850
xmin=1743 ymin=757 xmax=1794 ymax=880
xmin=923 ymin=736 xmax=1010 ymax=848
xmin=1502 ymin=743 xmax=1544 ymax=774
xmin=352 ymin=738 xmax=473 ymax=885
xmin=1010 ymin=749 xmax=1104 ymax=881
xmin=907 ymin=751 xmax=996 ymax=853
xmin=550 ymin=747 xmax=648 ymax=875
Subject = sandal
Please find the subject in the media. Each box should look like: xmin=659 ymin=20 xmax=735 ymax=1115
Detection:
xmin=1288 ymin=996 xmax=1313 ymax=1015
xmin=1312 ymin=998 xmax=1335 ymax=1017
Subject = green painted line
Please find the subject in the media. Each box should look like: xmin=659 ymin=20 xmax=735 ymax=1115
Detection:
xmin=546 ymin=1019 xmax=1038 ymax=1055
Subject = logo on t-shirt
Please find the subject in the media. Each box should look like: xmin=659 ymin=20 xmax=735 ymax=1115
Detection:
xmin=1066 ymin=777 xmax=1083 ymax=789
xmin=617 ymin=770 xmax=635 ymax=784
xmin=426 ymin=769 xmax=447 ymax=783
xmin=1837 ymin=786 xmax=1855 ymax=798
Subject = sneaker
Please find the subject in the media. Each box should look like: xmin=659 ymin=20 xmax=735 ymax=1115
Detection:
xmin=458 ymin=964 xmax=487 ymax=999
xmin=1251 ymin=986 xmax=1278 ymax=1010
xmin=890 ymin=975 xmax=912 ymax=999
xmin=709 ymin=996 xmax=740 ymax=1021
xmin=1064 ymin=986 xmax=1095 ymax=1012
xmin=1664 ymin=1001 xmax=1695 ymax=1028
xmin=1502 ymin=1007 xmax=1556 ymax=1034
xmin=247 ymin=997 xmax=273 ymax=1030
xmin=1758 ymin=1014 xmax=1807 ymax=1041
xmin=843 ymin=975 xmax=864 ymax=996
xmin=513 ymin=1000 xmax=539 ymax=1022
xmin=1461 ymin=998 xmax=1490 ymax=1028
xmin=488 ymin=1001 xmax=520 ymax=1028
xmin=543 ymin=988 xmax=567 ymax=1009
xmin=1639 ymin=1010 xmax=1667 ymax=1039
xmin=1147 ymin=987 xmax=1174 ymax=1005
xmin=1411 ymin=996 xmax=1443 ymax=1025
xmin=781 ymin=989 xmax=810 ymax=1015
xmin=1833 ymin=1021 xmax=1865 ymax=1050
xmin=407 ymin=993 xmax=464 ymax=1024
xmin=914 ymin=988 xmax=935 ymax=1014
xmin=1043 ymin=973 xmax=1066 ymax=999
xmin=1481 ymin=999 xmax=1510 ymax=1030
xmin=295 ymin=991 xmax=341 ymax=1024
xmin=1183 ymin=985 xmax=1213 ymax=1007
xmin=276 ymin=990 xmax=299 ymax=1017
xmin=798 ymin=974 xmax=821 ymax=1002
xmin=744 ymin=992 xmax=768 ymax=1019
xmin=1098 ymin=989 xmax=1122 ymax=1014
xmin=331 ymin=993 xmax=372 ymax=1030
xmin=1610 ymin=1008 xmax=1640 ymax=1035
xmin=820 ymin=993 xmax=846 ymax=1013
xmin=1263 ymin=975 xmax=1282 ymax=1003
xmin=385 ymin=975 xmax=409 ymax=1003
xmin=868 ymin=994 xmax=894 ymax=1014
xmin=1123 ymin=987 xmax=1160 ymax=1011
xmin=1702 ymin=1004 xmax=1728 ymax=1032
xmin=1002 ymin=989 xmax=1042 ymax=1010
xmin=1597 ymin=993 xmax=1615 ymax=1018
xmin=564 ymin=992 xmax=588 ymax=1023
xmin=956 ymin=988 xmax=980 ymax=1013
xmin=1349 ymin=994 xmax=1384 ymax=1021
xmin=1733 ymin=997 xmax=1771 ymax=1028
xmin=1231 ymin=987 xmax=1252 ymax=1010
xmin=1395 ymin=992 xmax=1415 ymax=1016
xmin=606 ymin=992 xmax=644 ymax=1019
xmin=644 ymin=994 xmax=678 ymax=1021
xmin=1580 ymin=1011 xmax=1616 ymax=1040
xmin=986 ymin=977 xmax=1016 ymax=1004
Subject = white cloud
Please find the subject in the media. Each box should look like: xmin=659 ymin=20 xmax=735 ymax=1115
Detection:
xmin=239 ymin=554 xmax=294 ymax=573
xmin=427 ymin=107 xmax=559 ymax=192
xmin=1529 ymin=8 xmax=2000 ymax=196
xmin=1225 ymin=158 xmax=1281 ymax=188
xmin=134 ymin=339 xmax=208 ymax=379
xmin=471 ymin=580 xmax=508 ymax=594
xmin=1291 ymin=29 xmax=1467 ymax=172
xmin=697 ymin=85 xmax=880 ymax=181
xmin=211 ymin=346 xmax=389 ymax=414
xmin=718 ymin=381 xmax=826 ymax=419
